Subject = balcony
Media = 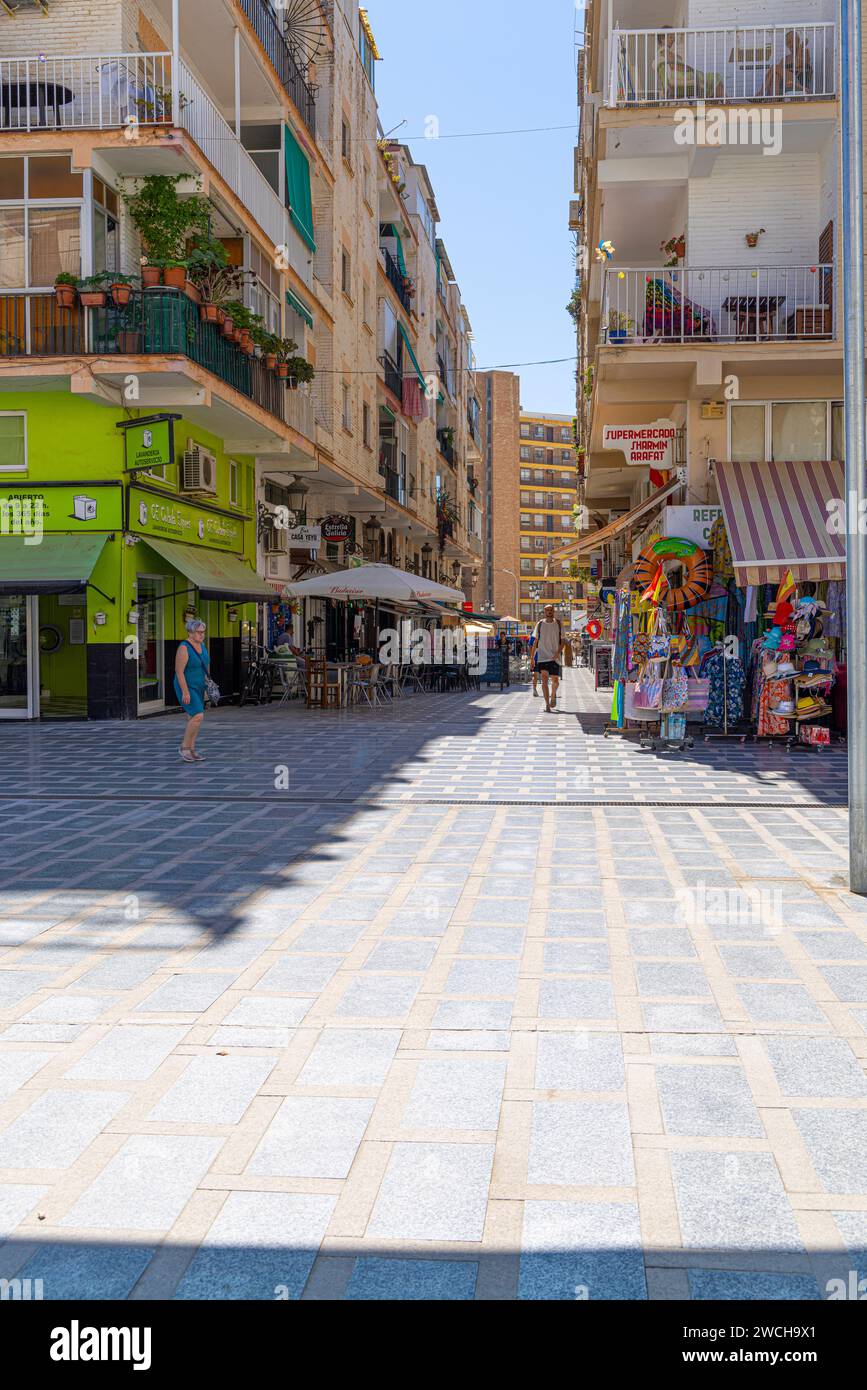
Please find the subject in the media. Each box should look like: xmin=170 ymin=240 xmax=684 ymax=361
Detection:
xmin=383 ymin=470 xmax=407 ymax=506
xmin=608 ymin=23 xmax=836 ymax=107
xmin=437 ymin=430 xmax=456 ymax=468
xmin=0 ymin=290 xmax=304 ymax=428
xmin=237 ymin=0 xmax=316 ymax=135
xmin=379 ymin=351 xmax=402 ymax=399
xmin=380 ymin=246 xmax=412 ymax=313
xmin=601 ymin=266 xmax=834 ymax=344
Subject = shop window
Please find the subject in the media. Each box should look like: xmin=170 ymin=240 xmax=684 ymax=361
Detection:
xmin=229 ymin=461 xmax=240 ymax=508
xmin=771 ymin=402 xmax=827 ymax=463
xmin=730 ymin=404 xmax=766 ymax=463
xmin=0 ymin=413 xmax=26 ymax=473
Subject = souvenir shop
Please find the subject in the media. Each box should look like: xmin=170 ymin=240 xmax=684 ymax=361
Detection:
xmin=587 ymin=459 xmax=846 ymax=751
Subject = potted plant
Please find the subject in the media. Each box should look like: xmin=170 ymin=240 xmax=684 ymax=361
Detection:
xmin=256 ymin=331 xmax=279 ymax=370
xmin=109 ymin=272 xmax=136 ymax=307
xmin=77 ymin=273 xmax=111 ymax=308
xmin=54 ymin=272 xmax=77 ymax=309
xmin=162 ymin=259 xmax=188 ymax=290
xmin=607 ymin=310 xmax=633 ymax=342
xmin=141 ymin=260 xmax=163 ymax=289
xmin=745 ymin=228 xmax=766 ymax=249
xmin=186 ymin=236 xmax=244 ymax=322
xmin=660 ymin=233 xmax=686 ymax=267
xmin=121 ymin=174 xmax=209 ymax=286
xmin=273 ymin=338 xmax=315 ymax=385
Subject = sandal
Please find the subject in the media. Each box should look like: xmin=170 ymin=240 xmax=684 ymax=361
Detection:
xmin=179 ymin=748 xmax=196 ymax=762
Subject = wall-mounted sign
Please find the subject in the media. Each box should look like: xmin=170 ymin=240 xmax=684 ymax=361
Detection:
xmin=663 ymin=505 xmax=723 ymax=549
xmin=118 ymin=415 xmax=179 ymax=474
xmin=287 ymin=524 xmax=322 ymax=549
xmin=602 ymin=420 xmax=677 ymax=468
xmin=0 ymin=483 xmax=123 ymax=533
xmin=321 ymin=514 xmax=352 ymax=542
xmin=130 ymin=485 xmax=243 ymax=553
xmin=701 ymin=401 xmax=726 ymax=420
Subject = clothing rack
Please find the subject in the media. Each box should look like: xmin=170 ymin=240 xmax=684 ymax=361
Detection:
xmin=703 ymin=640 xmax=751 ymax=742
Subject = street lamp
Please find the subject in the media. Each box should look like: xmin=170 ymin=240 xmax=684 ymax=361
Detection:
xmin=497 ymin=567 xmax=520 ymax=619
xmin=286 ymin=476 xmax=308 ymax=519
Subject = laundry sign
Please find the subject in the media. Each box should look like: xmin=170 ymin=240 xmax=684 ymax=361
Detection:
xmin=602 ymin=420 xmax=677 ymax=468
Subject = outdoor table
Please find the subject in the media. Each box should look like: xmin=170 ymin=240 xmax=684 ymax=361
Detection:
xmin=1 ymin=80 xmax=75 ymax=128
xmin=722 ymin=294 xmax=785 ymax=339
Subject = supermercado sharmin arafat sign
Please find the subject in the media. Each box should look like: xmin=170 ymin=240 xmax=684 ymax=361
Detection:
xmin=130 ymin=486 xmax=243 ymax=553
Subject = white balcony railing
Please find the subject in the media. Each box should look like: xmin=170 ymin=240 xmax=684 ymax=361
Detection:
xmin=0 ymin=53 xmax=172 ymax=130
xmin=608 ymin=24 xmax=836 ymax=107
xmin=285 ymin=384 xmax=316 ymax=440
xmin=602 ymin=267 xmax=835 ymax=344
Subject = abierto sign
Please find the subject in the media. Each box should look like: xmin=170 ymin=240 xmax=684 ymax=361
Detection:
xmin=602 ymin=420 xmax=677 ymax=468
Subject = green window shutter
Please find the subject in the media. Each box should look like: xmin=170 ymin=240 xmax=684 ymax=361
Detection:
xmin=398 ymin=321 xmax=425 ymax=390
xmin=286 ymin=289 xmax=314 ymax=328
xmin=285 ymin=127 xmax=316 ymax=253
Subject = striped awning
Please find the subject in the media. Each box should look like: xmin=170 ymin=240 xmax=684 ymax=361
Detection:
xmin=714 ymin=459 xmax=845 ymax=586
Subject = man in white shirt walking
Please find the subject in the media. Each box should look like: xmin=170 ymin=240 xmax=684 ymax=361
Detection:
xmin=532 ymin=605 xmax=565 ymax=713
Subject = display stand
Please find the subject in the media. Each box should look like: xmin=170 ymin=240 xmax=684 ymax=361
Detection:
xmin=703 ymin=643 xmax=751 ymax=742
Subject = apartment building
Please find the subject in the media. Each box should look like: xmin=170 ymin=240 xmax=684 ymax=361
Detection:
xmin=0 ymin=0 xmax=482 ymax=717
xmin=566 ymin=0 xmax=845 ymax=580
xmin=478 ymin=373 xmax=579 ymax=629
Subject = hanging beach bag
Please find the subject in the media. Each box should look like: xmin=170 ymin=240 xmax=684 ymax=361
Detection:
xmin=648 ymin=607 xmax=671 ymax=659
xmin=634 ymin=672 xmax=663 ymax=710
xmin=661 ymin=664 xmax=689 ymax=712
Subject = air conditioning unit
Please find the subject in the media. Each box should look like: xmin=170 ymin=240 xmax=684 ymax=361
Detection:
xmin=180 ymin=442 xmax=217 ymax=496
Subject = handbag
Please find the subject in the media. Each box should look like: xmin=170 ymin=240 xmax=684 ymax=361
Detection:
xmin=648 ymin=607 xmax=670 ymax=659
xmin=685 ymin=675 xmax=710 ymax=715
xmin=625 ymin=681 xmax=661 ymax=721
xmin=661 ymin=664 xmax=689 ymax=713
xmin=204 ymin=675 xmax=222 ymax=706
xmin=634 ymin=674 xmax=663 ymax=710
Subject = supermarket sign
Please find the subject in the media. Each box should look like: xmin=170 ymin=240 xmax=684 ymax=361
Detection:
xmin=602 ymin=420 xmax=677 ymax=467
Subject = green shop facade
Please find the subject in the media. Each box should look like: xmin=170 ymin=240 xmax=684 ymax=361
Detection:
xmin=0 ymin=393 xmax=272 ymax=720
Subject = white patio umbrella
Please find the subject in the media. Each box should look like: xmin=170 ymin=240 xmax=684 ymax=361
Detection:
xmin=280 ymin=563 xmax=465 ymax=605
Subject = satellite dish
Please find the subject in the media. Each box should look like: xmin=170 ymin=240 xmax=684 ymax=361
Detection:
xmin=282 ymin=0 xmax=326 ymax=76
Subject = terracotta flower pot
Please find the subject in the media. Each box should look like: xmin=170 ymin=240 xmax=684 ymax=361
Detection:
xmin=277 ymin=363 xmax=289 ymax=379
xmin=163 ymin=265 xmax=187 ymax=290
xmin=141 ymin=265 xmax=162 ymax=289
xmin=222 ymin=317 xmax=234 ymax=337
xmin=216 ymin=308 xmax=226 ymax=327
xmin=184 ymin=280 xmax=201 ymax=304
xmin=232 ymin=329 xmax=242 ymax=344
xmin=79 ymin=291 xmax=107 ymax=308
xmin=117 ymin=331 xmax=142 ymax=353
xmin=54 ymin=284 xmax=76 ymax=309
xmin=264 ymin=353 xmax=277 ymax=370
xmin=110 ymin=283 xmax=132 ymax=307
xmin=201 ymin=303 xmax=219 ymax=323
xmin=674 ymin=238 xmax=686 ymax=259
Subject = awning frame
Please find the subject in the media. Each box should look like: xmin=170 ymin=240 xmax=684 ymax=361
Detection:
xmin=545 ymin=477 xmax=681 ymax=571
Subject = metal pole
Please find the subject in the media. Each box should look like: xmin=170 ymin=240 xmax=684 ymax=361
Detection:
xmin=171 ymin=0 xmax=180 ymax=128
xmin=841 ymin=0 xmax=867 ymax=892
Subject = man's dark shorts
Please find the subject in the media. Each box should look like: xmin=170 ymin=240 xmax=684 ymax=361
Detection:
xmin=537 ymin=660 xmax=561 ymax=677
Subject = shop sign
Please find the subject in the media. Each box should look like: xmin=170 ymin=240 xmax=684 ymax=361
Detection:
xmin=602 ymin=420 xmax=677 ymax=468
xmin=663 ymin=505 xmax=723 ymax=549
xmin=321 ymin=514 xmax=352 ymax=542
xmin=122 ymin=418 xmax=175 ymax=473
xmin=287 ymin=524 xmax=321 ymax=549
xmin=130 ymin=485 xmax=243 ymax=552
xmin=0 ymin=483 xmax=123 ymax=533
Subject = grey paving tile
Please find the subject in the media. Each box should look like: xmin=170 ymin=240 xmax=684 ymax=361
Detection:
xmin=135 ymin=974 xmax=234 ymax=1014
xmin=174 ymin=1191 xmax=336 ymax=1300
xmin=248 ymin=1097 xmax=373 ymax=1178
xmin=362 ymin=941 xmax=438 ymax=973
xmin=669 ymin=1151 xmax=804 ymax=1252
xmin=255 ymin=956 xmax=340 ymax=993
xmin=16 ymin=1242 xmax=156 ymax=1300
xmin=763 ymin=1037 xmax=867 ymax=1098
xmin=0 ymin=972 xmax=51 ymax=1006
xmin=73 ymin=953 xmax=170 ymax=991
xmin=208 ymin=1025 xmax=295 ymax=1048
xmin=292 ymin=923 xmax=367 ymax=952
xmin=0 ymin=1050 xmax=53 ymax=1102
xmin=428 ymin=1030 xmax=511 ymax=1051
xmin=635 ymin=963 xmax=711 ymax=998
xmin=543 ymin=913 xmax=607 ymax=937
xmin=528 ymin=1101 xmax=634 ymax=1186
xmin=737 ymin=984 xmax=826 ymax=1024
xmin=220 ymin=997 xmax=312 ymax=1028
xmin=538 ymin=979 xmax=615 ymax=1020
xmin=0 ymin=1183 xmax=46 ymax=1237
xmin=459 ymin=928 xmax=525 ymax=956
xmin=469 ymin=899 xmax=530 ymax=926
xmin=403 ymin=1059 xmax=506 ymax=1130
xmin=819 ymin=966 xmax=867 ymax=1003
xmin=832 ymin=1210 xmax=867 ymax=1277
xmin=65 ymin=1025 xmax=189 ymax=1082
xmin=543 ymin=942 xmax=610 ymax=974
xmin=534 ymin=1033 xmax=625 ymax=1092
xmin=334 ymin=977 xmax=420 ymax=1019
xmin=61 ymin=1135 xmax=223 ymax=1231
xmin=296 ymin=1029 xmax=401 ymax=1087
xmin=345 ymin=1256 xmax=477 ymax=1300
xmin=432 ymin=1000 xmax=513 ymax=1030
xmin=367 ymin=1142 xmax=494 ymax=1242
xmin=688 ymin=1270 xmax=820 ymax=1300
xmin=0 ymin=1022 xmax=85 ymax=1042
xmin=656 ymin=1064 xmax=764 ymax=1137
xmin=717 ymin=946 xmax=797 ymax=980
xmin=519 ymin=1201 xmax=646 ymax=1300
xmin=0 ymin=1089 xmax=129 ymax=1170
xmin=642 ymin=1003 xmax=727 ymax=1033
xmin=148 ymin=1055 xmax=275 ymax=1125
xmin=649 ymin=1034 xmax=738 ymax=1057
xmin=629 ymin=929 xmax=696 ymax=959
xmin=793 ymin=1109 xmax=867 ymax=1193
xmin=444 ymin=960 xmax=519 ymax=997
xmin=796 ymin=931 xmax=867 ymax=960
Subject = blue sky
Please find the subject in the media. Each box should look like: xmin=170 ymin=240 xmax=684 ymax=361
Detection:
xmin=369 ymin=0 xmax=581 ymax=415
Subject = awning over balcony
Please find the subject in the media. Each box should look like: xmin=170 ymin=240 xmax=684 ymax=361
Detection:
xmin=285 ymin=126 xmax=316 ymax=252
xmin=715 ymin=459 xmax=845 ymax=586
xmin=398 ymin=322 xmax=426 ymax=390
xmin=286 ymin=289 xmax=314 ymax=329
xmin=546 ymin=478 xmax=680 ymax=570
xmin=142 ymin=539 xmax=274 ymax=604
xmin=0 ymin=534 xmax=108 ymax=595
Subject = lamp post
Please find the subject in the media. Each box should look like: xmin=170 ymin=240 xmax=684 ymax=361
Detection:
xmin=841 ymin=0 xmax=867 ymax=893
xmin=497 ymin=567 xmax=520 ymax=620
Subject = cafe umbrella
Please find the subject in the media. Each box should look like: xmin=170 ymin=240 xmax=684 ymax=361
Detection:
xmin=280 ymin=563 xmax=465 ymax=604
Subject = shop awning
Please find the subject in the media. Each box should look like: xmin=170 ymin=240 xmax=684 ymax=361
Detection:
xmin=286 ymin=289 xmax=314 ymax=329
xmin=545 ymin=477 xmax=681 ymax=571
xmin=142 ymin=538 xmax=274 ymax=603
xmin=0 ymin=534 xmax=108 ymax=594
xmin=715 ymin=459 xmax=845 ymax=586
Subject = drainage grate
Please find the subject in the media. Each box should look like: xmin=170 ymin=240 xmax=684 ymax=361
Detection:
xmin=0 ymin=792 xmax=848 ymax=810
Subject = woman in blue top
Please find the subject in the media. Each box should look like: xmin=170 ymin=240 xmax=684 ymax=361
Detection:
xmin=174 ymin=617 xmax=210 ymax=762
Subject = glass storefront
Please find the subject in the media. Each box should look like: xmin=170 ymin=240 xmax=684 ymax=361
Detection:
xmin=0 ymin=594 xmax=37 ymax=717
xmin=136 ymin=575 xmax=165 ymax=711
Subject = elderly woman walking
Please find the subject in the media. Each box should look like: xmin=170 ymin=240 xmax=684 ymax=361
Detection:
xmin=174 ymin=617 xmax=210 ymax=762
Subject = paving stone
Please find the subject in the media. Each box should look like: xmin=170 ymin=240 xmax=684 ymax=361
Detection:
xmin=635 ymin=963 xmax=711 ymax=998
xmin=73 ymin=953 xmax=170 ymax=991
xmin=459 ymin=928 xmax=525 ymax=956
xmin=687 ymin=1271 xmax=820 ymax=1300
xmin=61 ymin=1135 xmax=223 ymax=1231
xmin=468 ymin=899 xmax=530 ymax=926
xmin=428 ymin=1030 xmax=511 ymax=1051
xmin=543 ymin=942 xmax=610 ymax=974
xmin=793 ymin=1109 xmax=867 ymax=1193
xmin=649 ymin=1034 xmax=738 ymax=1057
xmin=367 ymin=1142 xmax=494 ymax=1242
xmin=220 ymin=997 xmax=312 ymax=1028
xmin=136 ymin=974 xmax=234 ymax=1013
xmin=334 ymin=977 xmax=420 ymax=1019
xmin=403 ymin=1059 xmax=507 ymax=1130
xmin=538 ymin=980 xmax=615 ymax=1020
xmin=795 ymin=931 xmax=867 ymax=959
xmin=737 ymin=984 xmax=826 ymax=1024
xmin=0 ymin=972 xmax=51 ymax=1006
xmin=296 ymin=1029 xmax=401 ymax=1087
xmin=208 ymin=1026 xmax=295 ymax=1048
xmin=717 ymin=946 xmax=797 ymax=980
xmin=528 ymin=1101 xmax=634 ymax=1186
xmin=345 ymin=1256 xmax=477 ymax=1301
xmin=432 ymin=1000 xmax=513 ymax=1030
xmin=0 ymin=1089 xmax=129 ymax=1170
xmin=819 ymin=966 xmax=867 ymax=1003
xmin=362 ymin=941 xmax=438 ymax=973
xmin=16 ymin=1242 xmax=156 ymax=1300
xmin=291 ymin=923 xmax=367 ymax=953
xmin=669 ymin=1151 xmax=804 ymax=1252
xmin=255 ymin=956 xmax=341 ymax=993
xmin=0 ymin=1183 xmax=46 ymax=1237
xmin=763 ymin=1037 xmax=867 ymax=1098
xmin=65 ymin=1025 xmax=189 ymax=1081
xmin=655 ymin=1064 xmax=764 ymax=1137
xmin=519 ymin=1200 xmax=646 ymax=1300
xmin=534 ymin=1033 xmax=625 ymax=1092
xmin=174 ymin=1191 xmax=336 ymax=1300
xmin=642 ymin=1003 xmax=727 ymax=1033
xmin=149 ymin=1055 xmax=275 ymax=1125
xmin=248 ymin=1097 xmax=373 ymax=1178
xmin=0 ymin=1050 xmax=53 ymax=1102
xmin=629 ymin=930 xmax=696 ymax=959
xmin=444 ymin=960 xmax=519 ymax=997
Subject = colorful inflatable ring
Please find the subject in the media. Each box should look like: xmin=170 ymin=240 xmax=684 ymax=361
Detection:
xmin=587 ymin=618 xmax=603 ymax=640
xmin=634 ymin=537 xmax=712 ymax=614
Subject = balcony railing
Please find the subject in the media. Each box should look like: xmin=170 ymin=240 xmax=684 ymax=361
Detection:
xmin=437 ymin=431 xmax=456 ymax=467
xmin=379 ymin=351 xmax=402 ymax=399
xmin=0 ymin=290 xmax=312 ymax=430
xmin=0 ymin=52 xmax=172 ymax=130
xmin=608 ymin=23 xmax=836 ymax=106
xmin=238 ymin=0 xmax=316 ymax=135
xmin=381 ymin=246 xmax=411 ymax=312
xmin=383 ymin=470 xmax=407 ymax=505
xmin=602 ymin=266 xmax=835 ymax=344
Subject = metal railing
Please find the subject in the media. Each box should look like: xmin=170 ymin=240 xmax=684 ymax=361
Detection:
xmin=608 ymin=23 xmax=837 ymax=106
xmin=437 ymin=431 xmax=456 ymax=467
xmin=0 ymin=52 xmax=172 ymax=130
xmin=237 ymin=0 xmax=316 ymax=135
xmin=379 ymin=351 xmax=402 ymax=398
xmin=381 ymin=246 xmax=411 ymax=312
xmin=602 ymin=266 xmax=835 ymax=343
xmin=284 ymin=384 xmax=316 ymax=439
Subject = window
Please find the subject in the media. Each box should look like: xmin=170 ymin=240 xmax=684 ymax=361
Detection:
xmin=362 ymin=280 xmax=371 ymax=329
xmin=533 ymin=425 xmax=544 ymax=440
xmin=520 ymin=423 xmax=530 ymax=438
xmin=771 ymin=402 xmax=827 ymax=462
xmin=341 ymin=117 xmax=352 ymax=166
xmin=0 ymin=155 xmax=84 ymax=287
xmin=248 ymin=242 xmax=281 ymax=334
xmin=520 ymin=491 xmax=530 ymax=505
xmin=520 ymin=468 xmax=531 ymax=481
xmin=534 ymin=449 xmax=544 ymax=462
xmin=520 ymin=513 xmax=531 ymax=526
xmin=832 ymin=402 xmax=845 ymax=460
xmin=0 ymin=413 xmax=26 ymax=473
xmin=730 ymin=404 xmax=766 ymax=463
xmin=561 ymin=472 xmax=573 ymax=486
xmin=92 ymin=176 xmax=118 ymax=277
xmin=362 ymin=159 xmax=371 ymax=208
xmin=342 ymin=383 xmax=352 ymax=432
xmin=560 ymin=427 xmax=571 ymax=442
xmin=240 ymin=123 xmax=281 ymax=196
xmin=341 ymin=247 xmax=352 ymax=298
xmin=519 ymin=446 xmax=531 ymax=461
xmin=229 ymin=461 xmax=240 ymax=507
xmin=363 ymin=400 xmax=371 ymax=448
xmin=730 ymin=401 xmax=840 ymax=464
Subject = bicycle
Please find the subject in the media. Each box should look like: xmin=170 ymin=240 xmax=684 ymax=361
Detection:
xmin=240 ymin=645 xmax=275 ymax=706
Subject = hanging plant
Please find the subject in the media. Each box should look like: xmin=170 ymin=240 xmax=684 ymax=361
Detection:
xmin=436 ymin=491 xmax=458 ymax=554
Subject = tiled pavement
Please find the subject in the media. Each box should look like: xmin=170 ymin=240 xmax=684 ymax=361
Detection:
xmin=1 ymin=670 xmax=865 ymax=1300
